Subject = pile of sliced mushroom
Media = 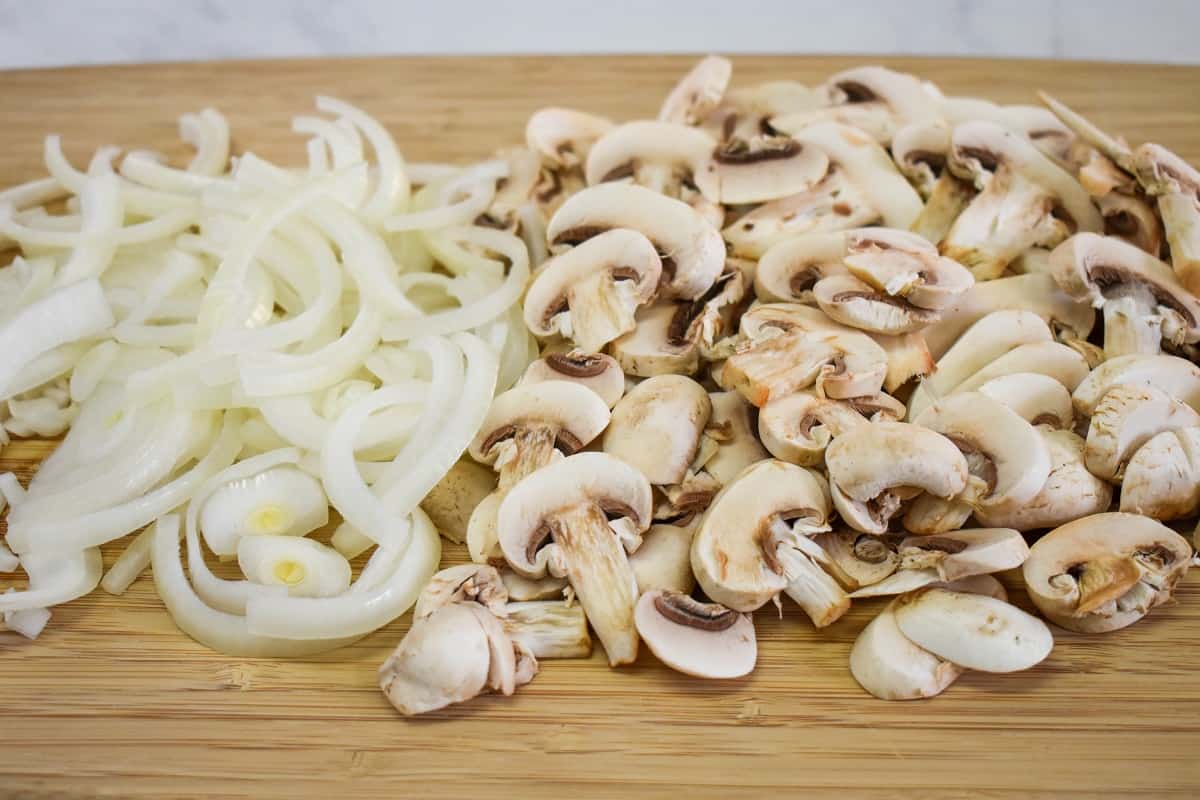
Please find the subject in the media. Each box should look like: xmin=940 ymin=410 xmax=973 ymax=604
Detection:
xmin=1 ymin=58 xmax=1198 ymax=713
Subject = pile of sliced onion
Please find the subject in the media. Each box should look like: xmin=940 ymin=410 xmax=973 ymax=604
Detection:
xmin=0 ymin=99 xmax=534 ymax=651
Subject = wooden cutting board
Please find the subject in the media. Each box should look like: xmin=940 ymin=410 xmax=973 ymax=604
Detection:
xmin=1 ymin=55 xmax=1198 ymax=800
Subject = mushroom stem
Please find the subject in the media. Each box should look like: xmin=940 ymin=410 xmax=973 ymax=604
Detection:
xmin=502 ymin=600 xmax=592 ymax=659
xmin=1073 ymin=555 xmax=1143 ymax=616
xmin=549 ymin=502 xmax=640 ymax=666
xmin=495 ymin=423 xmax=560 ymax=490
xmin=774 ymin=545 xmax=851 ymax=628
xmin=911 ymin=172 xmax=973 ymax=244
xmin=1101 ymin=283 xmax=1162 ymax=359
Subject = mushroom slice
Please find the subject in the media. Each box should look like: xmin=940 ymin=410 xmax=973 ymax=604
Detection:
xmin=691 ymin=460 xmax=842 ymax=624
xmin=1023 ymin=512 xmax=1193 ymax=633
xmin=379 ymin=602 xmax=493 ymax=716
xmin=913 ymin=392 xmax=1052 ymax=514
xmin=1084 ymin=384 xmax=1200 ymax=482
xmin=413 ymin=564 xmax=509 ymax=620
xmin=702 ymin=79 xmax=822 ymax=141
xmin=892 ymin=120 xmax=951 ymax=197
xmin=1098 ymin=191 xmax=1164 ymax=256
xmin=722 ymin=166 xmax=881 ymax=259
xmin=977 ymin=372 xmax=1075 ymax=430
xmin=849 ymin=600 xmax=962 ymax=701
xmin=519 ymin=351 xmax=625 ymax=408
xmin=603 ymin=375 xmax=712 ymax=486
xmin=466 ymin=490 xmax=504 ymax=565
xmin=1131 ymin=143 xmax=1200 ymax=294
xmin=419 ymin=458 xmax=496 ymax=545
xmin=1049 ymin=233 xmax=1200 ymax=359
xmin=896 ymin=528 xmax=1029 ymax=583
xmin=635 ymin=590 xmax=756 ymax=679
xmin=629 ymin=524 xmax=696 ymax=596
xmin=814 ymin=274 xmax=940 ymax=335
xmin=608 ymin=302 xmax=700 ymax=378
xmin=812 ymin=530 xmax=899 ymax=591
xmin=825 ymin=421 xmax=968 ymax=535
xmin=1120 ymin=427 xmax=1200 ymax=520
xmin=502 ymin=600 xmax=591 ymax=659
xmin=1072 ymin=354 xmax=1200 ymax=416
xmin=469 ymin=381 xmax=610 ymax=490
xmin=774 ymin=66 xmax=940 ymax=145
xmin=892 ymin=588 xmax=1053 ymax=673
xmin=874 ymin=331 xmax=935 ymax=393
xmin=974 ymin=428 xmax=1113 ymax=532
xmin=758 ymin=390 xmax=870 ymax=467
xmin=710 ymin=135 xmax=829 ymax=204
xmin=500 ymin=569 xmax=569 ymax=602
xmin=659 ymin=55 xmax=733 ymax=126
xmin=547 ymin=183 xmax=724 ymax=300
xmin=923 ymin=273 xmax=1095 ymax=361
xmin=498 ymin=452 xmax=651 ymax=666
xmin=584 ymin=121 xmax=719 ymax=201
xmin=753 ymin=232 xmax=847 ymax=303
xmin=842 ymin=228 xmax=974 ymax=312
xmin=911 ymin=171 xmax=975 ymax=245
xmin=942 ymin=97 xmax=1076 ymax=163
xmin=523 ymin=228 xmax=662 ymax=352
xmin=526 ymin=108 xmax=615 ymax=168
xmin=941 ymin=121 xmax=1103 ymax=279
xmin=954 ymin=343 xmax=1091 ymax=403
xmin=703 ymin=391 xmax=770 ymax=486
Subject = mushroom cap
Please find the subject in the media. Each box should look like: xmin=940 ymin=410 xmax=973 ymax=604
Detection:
xmin=974 ymin=428 xmax=1113 ymax=531
xmin=1096 ymin=191 xmax=1164 ymax=256
xmin=522 ymin=228 xmax=662 ymax=352
xmin=710 ymin=135 xmax=829 ymax=204
xmin=1119 ymin=427 xmax=1200 ymax=520
xmin=814 ymin=273 xmax=940 ymax=335
xmin=976 ymin=372 xmax=1075 ymax=429
xmin=497 ymin=452 xmax=653 ymax=578
xmin=519 ymin=351 xmax=625 ymax=408
xmin=891 ymin=120 xmax=951 ymax=196
xmin=812 ymin=530 xmax=899 ymax=591
xmin=704 ymin=390 xmax=770 ymax=486
xmin=379 ymin=602 xmax=491 ymax=715
xmin=658 ymin=55 xmax=733 ymax=126
xmin=842 ymin=228 xmax=974 ymax=311
xmin=825 ymin=420 xmax=969 ymax=506
xmin=1072 ymin=354 xmax=1200 ymax=416
xmin=754 ymin=232 xmax=847 ymax=303
xmin=943 ymin=97 xmax=1076 ymax=163
xmin=1085 ymin=384 xmax=1200 ymax=482
xmin=629 ymin=524 xmax=697 ymax=596
xmin=602 ymin=375 xmax=712 ymax=485
xmin=892 ymin=587 xmax=1054 ymax=673
xmin=634 ymin=590 xmax=756 ymax=679
xmin=691 ymin=459 xmax=831 ymax=612
xmin=1132 ymin=142 xmax=1200 ymax=197
xmin=849 ymin=600 xmax=962 ymax=701
xmin=608 ymin=302 xmax=700 ymax=378
xmin=952 ymin=342 xmax=1091 ymax=402
xmin=914 ymin=392 xmax=1052 ymax=510
xmin=758 ymin=390 xmax=870 ymax=467
xmin=419 ymin=458 xmax=497 ymax=545
xmin=1023 ymin=512 xmax=1193 ymax=633
xmin=584 ymin=120 xmax=720 ymax=202
xmin=413 ymin=564 xmax=508 ymax=620
xmin=465 ymin=490 xmax=504 ymax=565
xmin=1049 ymin=233 xmax=1200 ymax=339
xmin=468 ymin=381 xmax=611 ymax=465
xmin=546 ymin=182 xmax=725 ymax=300
xmin=525 ymin=107 xmax=614 ymax=167
xmin=896 ymin=528 xmax=1030 ymax=583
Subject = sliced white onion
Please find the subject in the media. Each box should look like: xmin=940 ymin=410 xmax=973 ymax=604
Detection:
xmin=200 ymin=465 xmax=328 ymax=557
xmin=330 ymin=521 xmax=374 ymax=560
xmin=3 ymin=599 xmax=52 ymax=639
xmin=99 ymin=526 xmax=154 ymax=595
xmin=238 ymin=535 xmax=352 ymax=598
xmin=0 ymin=548 xmax=102 ymax=612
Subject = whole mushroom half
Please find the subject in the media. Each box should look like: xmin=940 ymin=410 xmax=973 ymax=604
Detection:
xmin=634 ymin=590 xmax=756 ymax=679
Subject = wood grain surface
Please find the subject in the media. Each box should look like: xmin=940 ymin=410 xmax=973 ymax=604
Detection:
xmin=1 ymin=55 xmax=1199 ymax=799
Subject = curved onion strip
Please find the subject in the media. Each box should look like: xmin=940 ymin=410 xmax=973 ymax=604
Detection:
xmin=151 ymin=515 xmax=360 ymax=657
xmin=53 ymin=173 xmax=123 ymax=286
xmin=99 ymin=526 xmax=153 ymax=595
xmin=181 ymin=109 xmax=231 ymax=176
xmin=292 ymin=116 xmax=362 ymax=169
xmin=407 ymin=162 xmax=461 ymax=185
xmin=382 ymin=161 xmax=506 ymax=232
xmin=237 ymin=307 xmax=382 ymax=397
xmin=0 ymin=548 xmax=103 ymax=612
xmin=0 ymin=202 xmax=196 ymax=250
xmin=43 ymin=135 xmax=196 ymax=217
xmin=119 ymin=151 xmax=224 ymax=194
xmin=1 ymin=343 xmax=90 ymax=404
xmin=0 ymin=176 xmax=67 ymax=212
xmin=316 ymin=96 xmax=410 ymax=219
xmin=244 ymin=507 xmax=440 ymax=640
xmin=4 ymin=410 xmax=243 ymax=554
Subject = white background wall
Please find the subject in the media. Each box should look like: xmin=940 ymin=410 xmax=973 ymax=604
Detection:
xmin=1 ymin=0 xmax=1198 ymax=69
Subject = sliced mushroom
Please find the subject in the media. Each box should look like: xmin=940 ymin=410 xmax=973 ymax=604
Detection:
xmin=691 ymin=459 xmax=847 ymax=626
xmin=892 ymin=587 xmax=1053 ymax=673
xmin=1072 ymin=354 xmax=1200 ymax=416
xmin=812 ymin=530 xmax=899 ymax=591
xmin=608 ymin=302 xmax=700 ymax=378
xmin=519 ymin=350 xmax=625 ymax=408
xmin=758 ymin=390 xmax=871 ymax=467
xmin=703 ymin=391 xmax=770 ymax=486
xmin=413 ymin=563 xmax=510 ymax=620
xmin=825 ymin=421 xmax=969 ymax=535
xmin=814 ymin=274 xmax=940 ymax=334
xmin=1049 ymin=233 xmax=1200 ymax=359
xmin=498 ymin=452 xmax=652 ymax=666
xmin=1120 ymin=427 xmax=1200 ymax=520
xmin=629 ymin=523 xmax=696 ymax=596
xmin=634 ymin=590 xmax=756 ymax=679
xmin=974 ymin=427 xmax=1113 ymax=531
xmin=1023 ymin=512 xmax=1193 ymax=633
xmin=976 ymin=372 xmax=1075 ymax=430
xmin=603 ymin=375 xmax=712 ymax=486
xmin=547 ymin=182 xmax=724 ymax=300
xmin=1132 ymin=143 xmax=1200 ymax=294
xmin=526 ymin=108 xmax=615 ymax=168
xmin=849 ymin=599 xmax=962 ymax=701
xmin=523 ymin=228 xmax=662 ymax=352
xmin=911 ymin=171 xmax=975 ymax=244
xmin=773 ymin=66 xmax=940 ymax=145
xmin=891 ymin=120 xmax=950 ymax=197
xmin=701 ymin=79 xmax=822 ymax=141
xmin=419 ymin=458 xmax=496 ymax=544
xmin=659 ymin=55 xmax=733 ymax=126
xmin=841 ymin=227 xmax=974 ymax=312
xmin=502 ymin=600 xmax=592 ymax=659
xmin=710 ymin=135 xmax=829 ymax=204
xmin=874 ymin=331 xmax=935 ymax=393
xmin=1084 ymin=384 xmax=1200 ymax=483
xmin=941 ymin=121 xmax=1103 ymax=279
xmin=941 ymin=98 xmax=1076 ymax=163
xmin=1097 ymin=191 xmax=1164 ymax=256
xmin=895 ymin=528 xmax=1029 ymax=583
xmin=584 ymin=121 xmax=719 ymax=201
xmin=466 ymin=490 xmax=504 ymax=565
xmin=500 ymin=569 xmax=569 ymax=602
xmin=753 ymin=232 xmax=847 ymax=303
xmin=951 ymin=341 xmax=1091 ymax=401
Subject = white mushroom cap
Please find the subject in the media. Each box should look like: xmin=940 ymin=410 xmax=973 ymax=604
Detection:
xmin=634 ymin=590 xmax=756 ymax=679
xmin=814 ymin=274 xmax=940 ymax=335
xmin=526 ymin=107 xmax=615 ymax=167
xmin=701 ymin=79 xmax=822 ymax=141
xmin=976 ymin=372 xmax=1075 ymax=430
xmin=703 ymin=391 xmax=769 ymax=486
xmin=413 ymin=564 xmax=509 ymax=620
xmin=892 ymin=587 xmax=1053 ymax=673
xmin=753 ymin=232 xmax=847 ymax=303
xmin=1084 ymin=384 xmax=1200 ymax=482
xmin=1072 ymin=354 xmax=1200 ymax=416
xmin=603 ymin=375 xmax=712 ymax=485
xmin=942 ymin=97 xmax=1076 ymax=163
xmin=842 ymin=228 xmax=974 ymax=311
xmin=629 ymin=524 xmax=696 ymax=596
xmin=849 ymin=600 xmax=962 ymax=701
xmin=812 ymin=530 xmax=899 ymax=591
xmin=891 ymin=120 xmax=951 ymax=197
xmin=774 ymin=66 xmax=941 ymax=145
xmin=608 ymin=302 xmax=700 ymax=378
xmin=825 ymin=421 xmax=969 ymax=535
xmin=1096 ymin=191 xmax=1164 ymax=256
xmin=758 ymin=390 xmax=871 ymax=467
xmin=547 ymin=182 xmax=725 ymax=300
xmin=419 ymin=458 xmax=496 ymax=545
xmin=1023 ymin=512 xmax=1193 ymax=633
xmin=519 ymin=351 xmax=625 ymax=408
xmin=584 ymin=121 xmax=720 ymax=201
xmin=1120 ymin=427 xmax=1200 ymax=520
xmin=951 ymin=341 xmax=1091 ymax=399
xmin=659 ymin=55 xmax=733 ymax=126
xmin=523 ymin=228 xmax=662 ymax=352
xmin=895 ymin=528 xmax=1030 ymax=583
xmin=709 ymin=135 xmax=829 ymax=204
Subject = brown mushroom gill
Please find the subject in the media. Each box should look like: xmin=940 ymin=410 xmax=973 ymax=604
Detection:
xmin=713 ymin=137 xmax=802 ymax=164
xmin=653 ymin=593 xmax=739 ymax=631
xmin=479 ymin=423 xmax=583 ymax=464
xmin=944 ymin=435 xmax=999 ymax=494
xmin=1087 ymin=263 xmax=1196 ymax=324
xmin=544 ymin=352 xmax=608 ymax=378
